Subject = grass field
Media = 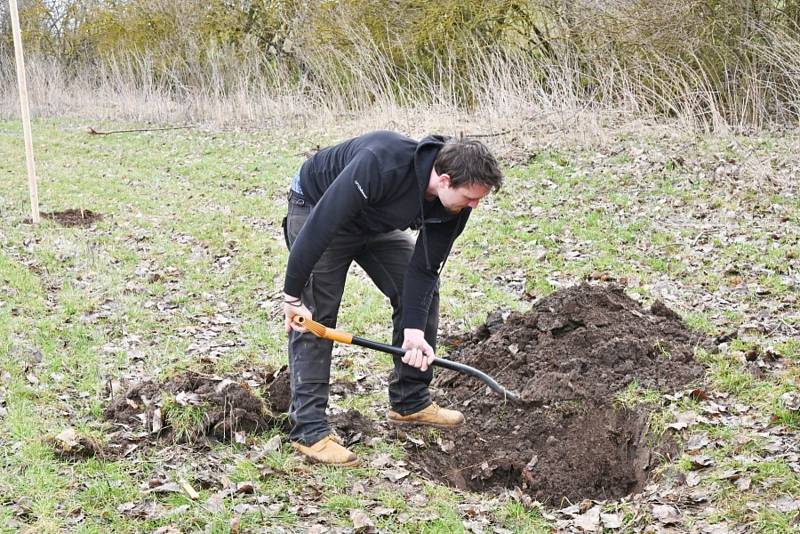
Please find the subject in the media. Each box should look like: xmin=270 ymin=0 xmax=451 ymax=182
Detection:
xmin=1 ymin=119 xmax=798 ymax=532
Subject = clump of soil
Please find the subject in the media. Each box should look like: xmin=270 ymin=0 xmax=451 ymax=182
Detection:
xmin=330 ymin=409 xmax=378 ymax=446
xmin=412 ymin=283 xmax=712 ymax=505
xmin=105 ymin=368 xmax=287 ymax=446
xmin=266 ymin=366 xmax=291 ymax=413
xmin=47 ymin=428 xmax=107 ymax=461
xmin=29 ymin=209 xmax=103 ymax=227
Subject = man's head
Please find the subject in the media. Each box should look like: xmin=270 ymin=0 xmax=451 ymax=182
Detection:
xmin=430 ymin=138 xmax=503 ymax=213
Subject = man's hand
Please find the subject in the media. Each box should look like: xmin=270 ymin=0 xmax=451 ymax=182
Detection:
xmin=283 ymin=293 xmax=312 ymax=333
xmin=401 ymin=328 xmax=435 ymax=372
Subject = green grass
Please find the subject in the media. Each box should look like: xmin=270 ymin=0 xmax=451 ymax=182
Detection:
xmin=1 ymin=119 xmax=798 ymax=531
xmin=160 ymin=395 xmax=211 ymax=443
xmin=614 ymin=380 xmax=662 ymax=408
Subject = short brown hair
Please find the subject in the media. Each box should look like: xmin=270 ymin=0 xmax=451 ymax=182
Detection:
xmin=434 ymin=138 xmax=503 ymax=192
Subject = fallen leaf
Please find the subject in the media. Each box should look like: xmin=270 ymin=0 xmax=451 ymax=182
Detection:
xmin=558 ymin=503 xmax=581 ymax=516
xmin=771 ymin=496 xmax=800 ymax=513
xmin=689 ymin=455 xmax=714 ymax=469
xmin=264 ymin=435 xmax=282 ymax=452
xmin=686 ymin=472 xmax=702 ymax=487
xmin=601 ymin=512 xmax=622 ymax=529
xmin=55 ymin=428 xmax=79 ymax=449
xmin=437 ymin=438 xmax=455 ymax=453
xmin=350 ymin=509 xmax=375 ymax=532
xmin=235 ymin=481 xmax=255 ymax=495
xmin=369 ymin=453 xmax=392 ymax=469
xmin=301 ymin=504 xmax=320 ymax=516
xmin=686 ymin=432 xmax=710 ymax=451
xmin=175 ymin=391 xmax=202 ymax=406
xmin=409 ymin=494 xmax=427 ymax=507
xmin=406 ymin=435 xmax=425 ymax=447
xmin=383 ymin=467 xmax=410 ymax=482
xmin=525 ymin=455 xmax=539 ymax=471
xmin=734 ymin=477 xmax=751 ymax=491
xmin=688 ymin=489 xmax=710 ymax=502
xmin=147 ymin=481 xmax=181 ymax=494
xmin=667 ymin=412 xmax=697 ymax=430
xmin=689 ymin=388 xmax=710 ymax=401
xmin=574 ymin=505 xmax=601 ymax=531
xmin=233 ymin=503 xmax=253 ymax=514
xmin=780 ymin=392 xmax=800 ymax=411
xmin=206 ymin=491 xmax=226 ymax=513
xmin=701 ymin=524 xmax=732 ymax=534
xmin=652 ymin=504 xmax=681 ymax=525
xmin=151 ymin=408 xmax=162 ymax=434
xmin=215 ymin=378 xmax=236 ymax=393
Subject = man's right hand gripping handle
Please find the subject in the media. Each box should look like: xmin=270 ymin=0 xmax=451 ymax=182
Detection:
xmin=283 ymin=292 xmax=312 ymax=333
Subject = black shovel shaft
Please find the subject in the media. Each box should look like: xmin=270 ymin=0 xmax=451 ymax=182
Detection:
xmin=352 ymin=335 xmax=520 ymax=402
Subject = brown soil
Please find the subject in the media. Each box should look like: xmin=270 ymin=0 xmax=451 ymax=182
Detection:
xmin=266 ymin=366 xmax=291 ymax=413
xmin=104 ymin=368 xmax=288 ymax=447
xmin=28 ymin=209 xmax=103 ymax=227
xmin=330 ymin=409 xmax=378 ymax=446
xmin=410 ymin=283 xmax=712 ymax=505
xmin=47 ymin=433 xmax=107 ymax=461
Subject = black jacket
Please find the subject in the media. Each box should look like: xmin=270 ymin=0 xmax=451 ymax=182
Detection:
xmin=283 ymin=130 xmax=471 ymax=330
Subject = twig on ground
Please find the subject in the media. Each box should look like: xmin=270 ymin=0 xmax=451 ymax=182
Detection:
xmin=87 ymin=125 xmax=193 ymax=136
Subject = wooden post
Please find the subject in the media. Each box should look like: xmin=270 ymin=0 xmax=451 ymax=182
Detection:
xmin=9 ymin=0 xmax=40 ymax=224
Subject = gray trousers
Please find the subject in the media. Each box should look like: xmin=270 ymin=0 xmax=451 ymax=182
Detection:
xmin=283 ymin=190 xmax=439 ymax=445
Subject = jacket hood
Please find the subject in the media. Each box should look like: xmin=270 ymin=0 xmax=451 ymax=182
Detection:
xmin=414 ymin=134 xmax=449 ymax=194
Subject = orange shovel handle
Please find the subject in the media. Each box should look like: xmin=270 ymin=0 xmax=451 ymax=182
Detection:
xmin=293 ymin=316 xmax=353 ymax=344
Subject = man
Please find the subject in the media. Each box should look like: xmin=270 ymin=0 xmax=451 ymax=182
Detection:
xmin=282 ymin=130 xmax=503 ymax=466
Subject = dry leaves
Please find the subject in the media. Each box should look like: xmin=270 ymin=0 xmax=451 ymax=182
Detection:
xmin=349 ymin=509 xmax=375 ymax=532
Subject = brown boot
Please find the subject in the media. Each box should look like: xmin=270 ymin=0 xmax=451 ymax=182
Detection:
xmin=387 ymin=403 xmax=464 ymax=429
xmin=291 ymin=434 xmax=359 ymax=466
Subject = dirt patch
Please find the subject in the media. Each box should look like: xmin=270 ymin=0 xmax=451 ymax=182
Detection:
xmin=104 ymin=368 xmax=287 ymax=450
xmin=410 ymin=283 xmax=712 ymax=505
xmin=47 ymin=428 xmax=107 ymax=461
xmin=266 ymin=365 xmax=291 ymax=413
xmin=330 ymin=409 xmax=378 ymax=447
xmin=27 ymin=209 xmax=103 ymax=227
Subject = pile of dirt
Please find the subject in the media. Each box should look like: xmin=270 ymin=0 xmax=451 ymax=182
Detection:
xmin=104 ymin=368 xmax=288 ymax=447
xmin=411 ymin=283 xmax=713 ymax=505
xmin=27 ymin=209 xmax=103 ymax=227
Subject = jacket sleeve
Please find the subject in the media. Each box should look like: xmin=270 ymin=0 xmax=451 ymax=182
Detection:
xmin=283 ymin=151 xmax=380 ymax=297
xmin=401 ymin=212 xmax=471 ymax=330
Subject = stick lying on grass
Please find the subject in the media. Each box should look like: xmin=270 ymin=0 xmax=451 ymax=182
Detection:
xmin=87 ymin=125 xmax=193 ymax=135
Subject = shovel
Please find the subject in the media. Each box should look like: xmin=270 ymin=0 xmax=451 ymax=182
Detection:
xmin=293 ymin=316 xmax=519 ymax=402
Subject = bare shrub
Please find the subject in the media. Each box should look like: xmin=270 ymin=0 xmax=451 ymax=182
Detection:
xmin=1 ymin=0 xmax=799 ymax=131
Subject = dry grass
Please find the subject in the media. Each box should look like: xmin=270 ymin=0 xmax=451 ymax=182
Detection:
xmin=2 ymin=11 xmax=800 ymax=135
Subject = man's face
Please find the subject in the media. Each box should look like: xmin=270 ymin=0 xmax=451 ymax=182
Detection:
xmin=438 ymin=176 xmax=491 ymax=214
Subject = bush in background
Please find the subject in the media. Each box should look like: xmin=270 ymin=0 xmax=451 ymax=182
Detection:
xmin=1 ymin=0 xmax=799 ymax=129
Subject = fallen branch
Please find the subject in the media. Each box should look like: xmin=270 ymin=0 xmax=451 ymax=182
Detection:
xmin=87 ymin=125 xmax=193 ymax=136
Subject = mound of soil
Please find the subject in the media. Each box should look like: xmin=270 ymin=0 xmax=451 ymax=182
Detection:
xmin=105 ymin=368 xmax=287 ymax=446
xmin=266 ymin=366 xmax=291 ymax=413
xmin=411 ymin=283 xmax=712 ymax=504
xmin=29 ymin=209 xmax=103 ymax=227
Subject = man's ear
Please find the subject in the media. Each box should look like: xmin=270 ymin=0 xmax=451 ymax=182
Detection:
xmin=439 ymin=173 xmax=452 ymax=188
